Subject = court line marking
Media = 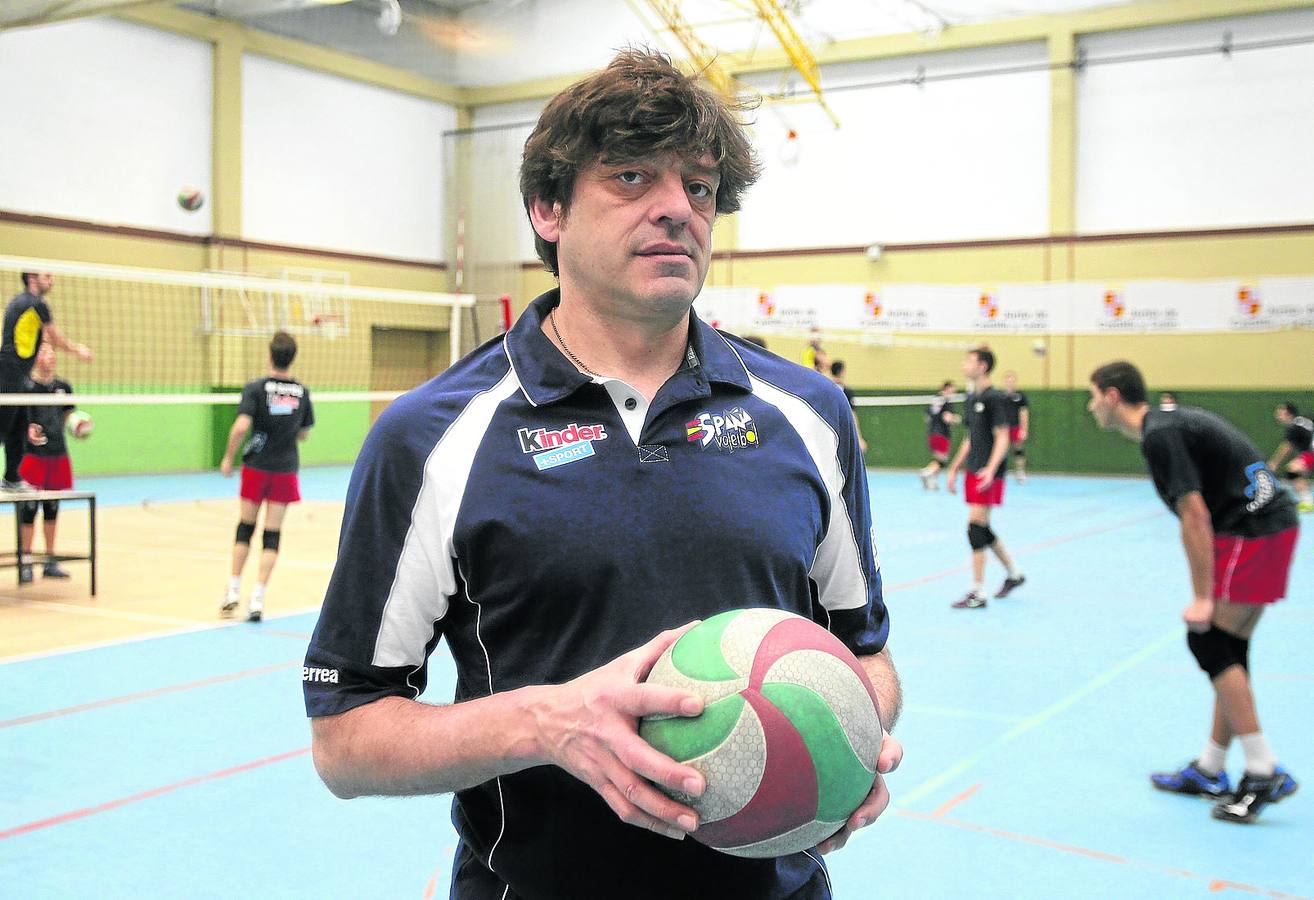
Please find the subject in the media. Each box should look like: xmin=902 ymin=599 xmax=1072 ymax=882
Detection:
xmin=901 ymin=704 xmax=1024 ymax=724
xmin=0 ymin=747 xmax=311 ymax=841
xmin=0 ymin=660 xmax=301 ymax=731
xmin=0 ymin=604 xmax=323 ymax=666
xmin=897 ymin=626 xmax=1181 ymax=808
xmin=898 ymin=809 xmax=1312 ymax=900
xmin=0 ymin=597 xmax=212 ymax=627
xmin=930 ymin=782 xmax=982 ymax=818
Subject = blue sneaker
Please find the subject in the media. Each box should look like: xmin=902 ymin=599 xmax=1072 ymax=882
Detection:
xmin=1212 ymin=767 xmax=1299 ymax=823
xmin=1150 ymin=761 xmax=1231 ymax=798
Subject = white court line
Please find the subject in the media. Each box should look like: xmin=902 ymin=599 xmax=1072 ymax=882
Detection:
xmin=896 ymin=627 xmax=1182 ymax=809
xmin=94 ymin=544 xmax=336 ymax=571
xmin=0 ymin=603 xmax=323 ymax=666
xmin=0 ymin=598 xmax=204 ymax=627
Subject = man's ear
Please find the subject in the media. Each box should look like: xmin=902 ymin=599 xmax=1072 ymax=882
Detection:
xmin=528 ymin=196 xmax=562 ymax=243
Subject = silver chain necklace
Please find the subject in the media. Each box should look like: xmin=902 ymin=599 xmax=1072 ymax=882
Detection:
xmin=549 ymin=309 xmax=602 ymax=378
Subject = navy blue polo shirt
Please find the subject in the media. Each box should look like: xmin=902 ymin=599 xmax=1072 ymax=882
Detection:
xmin=305 ymin=290 xmax=889 ymax=900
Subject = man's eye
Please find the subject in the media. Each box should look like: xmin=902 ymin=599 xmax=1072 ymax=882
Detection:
xmin=688 ymin=182 xmax=713 ymax=199
xmin=617 ymin=171 xmax=644 ymax=184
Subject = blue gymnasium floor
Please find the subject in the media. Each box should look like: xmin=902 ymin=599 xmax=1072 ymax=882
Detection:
xmin=2 ymin=468 xmax=1311 ymax=899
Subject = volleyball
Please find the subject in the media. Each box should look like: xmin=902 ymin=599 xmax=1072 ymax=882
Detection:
xmin=177 ymin=187 xmax=204 ymax=212
xmin=66 ymin=410 xmax=94 ymax=439
xmin=640 ymin=608 xmax=883 ymax=858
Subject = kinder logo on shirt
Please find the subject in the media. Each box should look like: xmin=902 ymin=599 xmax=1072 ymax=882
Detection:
xmin=519 ymin=422 xmax=608 ymax=471
xmin=686 ymin=407 xmax=759 ymax=453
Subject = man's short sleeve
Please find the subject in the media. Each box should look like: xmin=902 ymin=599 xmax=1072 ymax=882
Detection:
xmin=1018 ymin=392 xmax=1030 ymax=409
xmin=237 ymin=381 xmax=260 ymax=418
xmin=813 ymin=388 xmax=888 ymax=658
xmin=35 ymin=299 xmax=52 ymax=324
xmin=1142 ymin=426 xmax=1201 ymax=508
xmin=986 ymin=391 xmax=1011 ymax=429
xmin=301 ymin=388 xmax=315 ymax=429
xmin=303 ymin=409 xmax=447 ymax=718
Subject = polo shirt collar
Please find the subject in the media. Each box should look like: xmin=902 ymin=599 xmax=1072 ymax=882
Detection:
xmin=505 ymin=289 xmax=752 ymax=407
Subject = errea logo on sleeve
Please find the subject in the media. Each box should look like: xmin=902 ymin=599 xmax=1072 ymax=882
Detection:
xmin=302 ymin=666 xmax=340 ymax=684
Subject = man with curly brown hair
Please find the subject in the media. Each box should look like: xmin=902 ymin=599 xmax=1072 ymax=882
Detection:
xmin=304 ymin=49 xmax=902 ymax=899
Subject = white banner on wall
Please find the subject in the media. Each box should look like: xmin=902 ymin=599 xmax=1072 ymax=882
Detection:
xmin=696 ymin=277 xmax=1314 ymax=335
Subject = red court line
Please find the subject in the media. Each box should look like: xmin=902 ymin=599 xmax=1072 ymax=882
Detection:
xmin=0 ymin=747 xmax=310 ymax=841
xmin=0 ymin=660 xmax=301 ymax=731
xmin=899 ymin=810 xmax=1311 ymax=899
xmin=884 ymin=508 xmax=1166 ymax=593
xmin=931 ymin=782 xmax=982 ymax=819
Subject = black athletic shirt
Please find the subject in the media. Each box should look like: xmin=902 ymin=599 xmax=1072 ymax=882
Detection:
xmin=964 ymin=387 xmax=1010 ymax=471
xmin=1142 ymin=406 xmax=1297 ymax=538
xmin=238 ymin=376 xmax=314 ymax=473
xmin=1004 ymin=390 xmax=1029 ymax=428
xmin=1 ymin=292 xmax=53 ymax=378
xmin=25 ymin=378 xmax=74 ymax=458
xmin=926 ymin=396 xmax=954 ymax=438
xmin=1284 ymin=416 xmax=1313 ymax=453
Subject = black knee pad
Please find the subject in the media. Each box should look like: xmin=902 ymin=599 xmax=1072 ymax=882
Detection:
xmin=1187 ymin=627 xmax=1249 ymax=679
xmin=262 ymin=529 xmax=281 ymax=552
xmin=1013 ymin=446 xmax=1026 ymax=459
xmin=19 ymin=500 xmax=38 ymax=525
xmin=235 ymin=521 xmax=256 ymax=545
xmin=968 ymin=523 xmax=996 ymax=550
xmin=43 ymin=500 xmax=59 ymax=521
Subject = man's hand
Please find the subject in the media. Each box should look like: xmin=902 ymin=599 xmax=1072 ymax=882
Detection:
xmin=816 ymin=731 xmax=903 ymax=855
xmin=528 ymin=622 xmax=707 ymax=840
xmin=220 ymin=457 xmax=234 ymax=477
xmin=945 ymin=467 xmax=959 ymax=494
xmin=1183 ymin=597 xmax=1214 ymax=633
xmin=27 ymin=423 xmax=47 ymax=446
xmin=973 ymin=467 xmax=996 ymax=492
xmin=74 ymin=343 xmax=92 ymax=362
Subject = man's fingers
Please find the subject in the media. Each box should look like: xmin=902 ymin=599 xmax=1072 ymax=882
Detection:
xmin=611 ymin=730 xmax=705 ymax=797
xmin=596 ymin=782 xmax=687 ymax=841
xmin=630 ymin=620 xmax=702 ymax=680
xmin=612 ymin=682 xmax=703 ymax=719
xmin=598 ymin=755 xmax=699 ymax=834
xmin=877 ymin=734 xmax=903 ymax=775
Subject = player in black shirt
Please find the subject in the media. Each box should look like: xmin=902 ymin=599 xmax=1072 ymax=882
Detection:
xmin=219 ymin=332 xmax=314 ymax=622
xmin=1268 ymin=402 xmax=1313 ymax=512
xmin=17 ymin=343 xmax=78 ymax=583
xmin=946 ymin=348 xmax=1025 ymax=608
xmin=1002 ymin=371 xmax=1030 ymax=484
xmin=1089 ymin=361 xmax=1299 ymax=824
xmin=1 ymin=273 xmax=92 ymax=491
xmin=919 ymin=381 xmax=958 ymax=490
xmin=829 ymin=360 xmax=868 ymax=456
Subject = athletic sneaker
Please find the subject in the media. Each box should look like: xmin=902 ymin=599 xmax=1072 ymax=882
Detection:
xmin=1016 ymin=471 xmax=1027 ymax=485
xmin=951 ymin=590 xmax=987 ymax=609
xmin=220 ymin=590 xmax=240 ymax=618
xmin=919 ymin=468 xmax=935 ymax=491
xmin=995 ymin=575 xmax=1026 ymax=598
xmin=43 ymin=562 xmax=70 ymax=579
xmin=1 ymin=479 xmax=35 ymax=493
xmin=246 ymin=598 xmax=264 ymax=623
xmin=18 ymin=564 xmax=33 ymax=585
xmin=1150 ymin=761 xmax=1231 ymax=798
xmin=1211 ymin=768 xmax=1298 ymax=823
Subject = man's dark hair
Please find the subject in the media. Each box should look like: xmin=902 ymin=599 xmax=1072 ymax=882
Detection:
xmin=941 ymin=380 xmax=954 ymax=390
xmin=829 ymin=360 xmax=846 ymax=378
xmin=520 ymin=48 xmax=762 ymax=275
xmin=1280 ymin=401 xmax=1298 ymax=416
xmin=969 ymin=346 xmax=995 ymax=374
xmin=1090 ymin=360 xmax=1147 ymax=405
xmin=20 ymin=272 xmax=34 ymax=288
xmin=270 ymin=331 xmax=297 ymax=370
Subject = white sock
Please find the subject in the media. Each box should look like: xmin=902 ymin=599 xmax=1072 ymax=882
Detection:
xmin=1238 ymin=732 xmax=1276 ymax=777
xmin=1197 ymin=739 xmax=1227 ymax=776
xmin=971 ymin=582 xmax=984 ymax=596
xmin=250 ymin=583 xmax=266 ymax=607
xmin=227 ymin=576 xmax=241 ymax=595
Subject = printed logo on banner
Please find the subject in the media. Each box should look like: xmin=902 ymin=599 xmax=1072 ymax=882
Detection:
xmin=1237 ymin=286 xmax=1261 ymax=318
xmin=1103 ymin=291 xmax=1126 ymax=318
xmin=1096 ymin=292 xmax=1180 ymax=332
xmin=978 ymin=293 xmax=999 ymax=319
xmin=864 ymin=292 xmax=883 ymax=319
xmin=686 ymin=407 xmax=759 ymax=453
xmin=757 ymin=292 xmax=775 ymax=318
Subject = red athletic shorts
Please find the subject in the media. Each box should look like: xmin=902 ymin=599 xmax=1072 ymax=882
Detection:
xmin=1008 ymin=426 xmax=1024 ymax=445
xmin=19 ymin=454 xmax=73 ymax=490
xmin=965 ymin=470 xmax=1005 ymax=506
xmin=1213 ymin=527 xmax=1298 ymax=604
xmin=1297 ymin=450 xmax=1314 ymax=471
xmin=928 ymin=434 xmax=950 ymax=456
xmin=240 ymin=466 xmax=301 ymax=504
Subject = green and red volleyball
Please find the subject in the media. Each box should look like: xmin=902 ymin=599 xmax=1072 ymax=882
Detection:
xmin=640 ymin=608 xmax=883 ymax=858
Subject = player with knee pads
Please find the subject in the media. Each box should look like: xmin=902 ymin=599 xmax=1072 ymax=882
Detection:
xmin=1268 ymin=402 xmax=1313 ymax=512
xmin=16 ymin=342 xmax=78 ymax=584
xmin=1002 ymin=371 xmax=1030 ymax=484
xmin=919 ymin=381 xmax=958 ymax=490
xmin=946 ymin=347 xmax=1025 ymax=609
xmin=220 ymin=331 xmax=314 ymax=622
xmin=1090 ymin=361 xmax=1299 ymax=824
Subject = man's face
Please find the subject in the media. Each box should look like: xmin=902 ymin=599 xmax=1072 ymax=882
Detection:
xmin=1276 ymin=407 xmax=1292 ymax=424
xmin=941 ymin=384 xmax=955 ymax=397
xmin=962 ymin=353 xmax=986 ymax=380
xmin=1087 ymin=383 xmax=1119 ymax=431
xmin=532 ymin=152 xmax=719 ymax=322
xmin=27 ymin=273 xmax=53 ymax=295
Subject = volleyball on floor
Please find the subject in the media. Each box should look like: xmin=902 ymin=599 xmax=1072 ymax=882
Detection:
xmin=66 ymin=410 xmax=93 ymax=439
xmin=639 ymin=608 xmax=883 ymax=858
xmin=177 ymin=186 xmax=204 ymax=212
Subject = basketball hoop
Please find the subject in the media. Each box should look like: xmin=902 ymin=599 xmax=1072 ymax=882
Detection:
xmin=312 ymin=314 xmax=344 ymax=341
